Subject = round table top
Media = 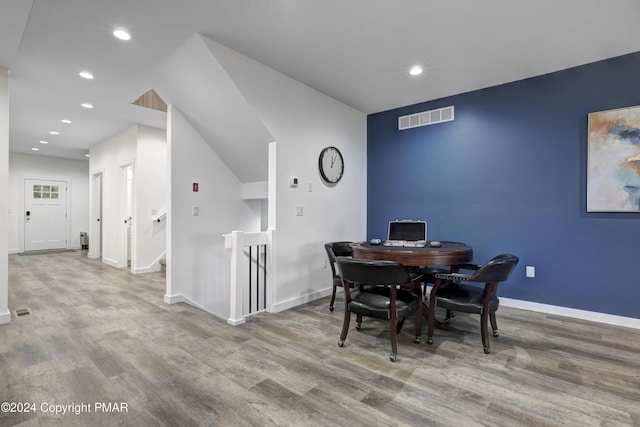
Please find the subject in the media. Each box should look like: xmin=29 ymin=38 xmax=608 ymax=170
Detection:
xmin=351 ymin=241 xmax=473 ymax=267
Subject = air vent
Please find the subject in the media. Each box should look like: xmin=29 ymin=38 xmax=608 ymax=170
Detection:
xmin=398 ymin=106 xmax=454 ymax=130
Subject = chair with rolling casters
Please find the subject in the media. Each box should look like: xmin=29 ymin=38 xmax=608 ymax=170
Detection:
xmin=426 ymin=254 xmax=519 ymax=354
xmin=336 ymin=257 xmax=423 ymax=362
xmin=324 ymin=242 xmax=353 ymax=311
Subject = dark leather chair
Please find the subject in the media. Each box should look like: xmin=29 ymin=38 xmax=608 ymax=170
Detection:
xmin=336 ymin=257 xmax=423 ymax=362
xmin=324 ymin=242 xmax=353 ymax=311
xmin=426 ymin=254 xmax=519 ymax=354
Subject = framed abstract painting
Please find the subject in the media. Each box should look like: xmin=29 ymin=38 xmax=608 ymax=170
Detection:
xmin=587 ymin=105 xmax=640 ymax=212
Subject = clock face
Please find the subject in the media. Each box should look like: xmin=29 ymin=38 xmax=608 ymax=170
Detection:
xmin=319 ymin=146 xmax=344 ymax=184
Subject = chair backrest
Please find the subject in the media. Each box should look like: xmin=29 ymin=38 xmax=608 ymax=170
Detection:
xmin=325 ymin=242 xmax=353 ymax=279
xmin=324 ymin=241 xmax=353 ymax=264
xmin=470 ymin=254 xmax=519 ymax=283
xmin=336 ymin=257 xmax=410 ymax=286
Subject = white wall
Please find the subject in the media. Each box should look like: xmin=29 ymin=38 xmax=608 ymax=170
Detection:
xmin=166 ymin=106 xmax=259 ymax=318
xmin=89 ymin=125 xmax=166 ymax=271
xmin=134 ymin=126 xmax=167 ymax=273
xmin=202 ymin=37 xmax=367 ymax=311
xmin=8 ymin=153 xmax=89 ymax=253
xmin=89 ymin=126 xmax=137 ymax=265
xmin=0 ymin=69 xmax=9 ymax=324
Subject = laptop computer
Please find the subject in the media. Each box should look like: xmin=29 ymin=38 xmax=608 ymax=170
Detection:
xmin=383 ymin=220 xmax=427 ymax=247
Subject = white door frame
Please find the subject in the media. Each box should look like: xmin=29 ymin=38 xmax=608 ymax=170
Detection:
xmin=117 ymin=160 xmax=135 ymax=270
xmin=89 ymin=171 xmax=103 ymax=259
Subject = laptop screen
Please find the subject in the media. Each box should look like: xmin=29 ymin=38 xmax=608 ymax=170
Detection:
xmin=387 ymin=221 xmax=427 ymax=241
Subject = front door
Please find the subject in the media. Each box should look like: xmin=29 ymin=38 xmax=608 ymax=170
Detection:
xmin=24 ymin=179 xmax=68 ymax=251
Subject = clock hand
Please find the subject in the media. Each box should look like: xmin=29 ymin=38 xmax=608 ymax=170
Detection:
xmin=331 ymin=155 xmax=336 ymax=167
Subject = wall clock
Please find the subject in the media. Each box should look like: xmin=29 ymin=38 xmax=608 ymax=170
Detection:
xmin=318 ymin=146 xmax=344 ymax=184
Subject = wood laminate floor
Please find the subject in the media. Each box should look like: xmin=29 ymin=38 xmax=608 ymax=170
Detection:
xmin=1 ymin=251 xmax=639 ymax=426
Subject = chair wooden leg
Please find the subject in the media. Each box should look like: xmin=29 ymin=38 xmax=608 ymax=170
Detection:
xmin=338 ymin=310 xmax=351 ymax=347
xmin=414 ymin=308 xmax=422 ymax=344
xmin=329 ymin=285 xmax=337 ymax=311
xmin=490 ymin=312 xmax=499 ymax=337
xmin=356 ymin=313 xmax=363 ymax=330
xmin=480 ymin=310 xmax=491 ymax=354
xmin=414 ymin=279 xmax=422 ymax=343
xmin=426 ymin=280 xmax=441 ymax=345
xmin=389 ymin=287 xmax=398 ymax=361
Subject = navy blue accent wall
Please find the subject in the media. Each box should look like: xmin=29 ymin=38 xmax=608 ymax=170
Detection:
xmin=367 ymin=51 xmax=640 ymax=318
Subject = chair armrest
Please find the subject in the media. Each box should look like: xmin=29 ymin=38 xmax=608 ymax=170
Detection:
xmin=434 ymin=272 xmax=473 ymax=281
xmin=408 ymin=272 xmax=423 ymax=283
xmin=455 ymin=263 xmax=481 ymax=271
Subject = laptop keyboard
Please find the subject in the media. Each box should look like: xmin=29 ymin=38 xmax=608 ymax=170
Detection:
xmin=383 ymin=240 xmax=426 ymax=248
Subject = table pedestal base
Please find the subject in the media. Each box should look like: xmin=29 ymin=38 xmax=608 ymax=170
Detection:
xmin=421 ymin=303 xmax=452 ymax=331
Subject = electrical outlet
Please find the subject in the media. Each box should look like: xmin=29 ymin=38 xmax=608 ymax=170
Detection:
xmin=295 ymin=205 xmax=303 ymax=216
xmin=526 ymin=266 xmax=535 ymax=278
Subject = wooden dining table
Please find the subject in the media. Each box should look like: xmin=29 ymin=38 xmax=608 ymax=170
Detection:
xmin=350 ymin=241 xmax=473 ymax=267
xmin=351 ymin=241 xmax=474 ymax=331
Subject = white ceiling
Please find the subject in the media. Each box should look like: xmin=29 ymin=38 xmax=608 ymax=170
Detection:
xmin=2 ymin=0 xmax=640 ymax=160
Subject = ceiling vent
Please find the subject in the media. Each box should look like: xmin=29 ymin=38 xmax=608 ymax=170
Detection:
xmin=131 ymin=89 xmax=167 ymax=112
xmin=398 ymin=105 xmax=454 ymax=130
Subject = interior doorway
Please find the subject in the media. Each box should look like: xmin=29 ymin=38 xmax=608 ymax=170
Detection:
xmin=119 ymin=162 xmax=135 ymax=270
xmin=90 ymin=172 xmax=103 ymax=259
xmin=24 ymin=179 xmax=68 ymax=251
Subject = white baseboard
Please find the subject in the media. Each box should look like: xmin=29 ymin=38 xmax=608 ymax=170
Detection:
xmin=272 ymin=287 xmax=333 ymax=313
xmin=8 ymin=249 xmax=19 ymax=255
xmin=500 ymin=298 xmax=640 ymax=330
xmin=132 ymin=263 xmax=161 ymax=274
xmin=101 ymin=257 xmax=118 ymax=268
xmin=164 ymin=293 xmax=185 ymax=305
xmin=164 ymin=293 xmax=205 ymax=311
xmin=0 ymin=309 xmax=11 ymax=325
xmin=133 ymin=251 xmax=165 ymax=275
xmin=227 ymin=317 xmax=246 ymax=326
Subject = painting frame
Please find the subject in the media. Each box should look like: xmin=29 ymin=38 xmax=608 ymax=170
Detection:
xmin=587 ymin=105 xmax=640 ymax=212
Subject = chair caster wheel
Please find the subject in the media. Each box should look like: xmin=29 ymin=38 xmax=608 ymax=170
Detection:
xmin=427 ymin=338 xmax=433 ymax=345
xmin=414 ymin=336 xmax=421 ymax=344
xmin=389 ymin=353 xmax=397 ymax=362
xmin=483 ymin=347 xmax=491 ymax=354
xmin=355 ymin=323 xmax=361 ymax=330
xmin=492 ymin=330 xmax=499 ymax=337
xmin=338 ymin=340 xmax=344 ymax=347
xmin=329 ymin=306 xmax=334 ymax=312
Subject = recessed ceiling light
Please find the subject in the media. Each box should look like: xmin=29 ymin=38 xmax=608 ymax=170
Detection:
xmin=39 ymin=140 xmax=48 ymax=144
xmin=79 ymin=71 xmax=94 ymax=79
xmin=31 ymin=147 xmax=40 ymax=151
xmin=85 ymin=154 xmax=90 ymax=158
xmin=409 ymin=65 xmax=423 ymax=76
xmin=113 ymin=29 xmax=131 ymax=41
xmin=49 ymin=131 xmax=60 ymax=135
xmin=81 ymin=103 xmax=94 ymax=109
xmin=61 ymin=119 xmax=72 ymax=124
